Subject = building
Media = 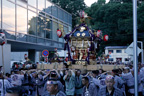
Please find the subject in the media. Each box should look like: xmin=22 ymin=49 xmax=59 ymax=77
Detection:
xmin=105 ymin=46 xmax=129 ymax=63
xmin=0 ymin=0 xmax=72 ymax=73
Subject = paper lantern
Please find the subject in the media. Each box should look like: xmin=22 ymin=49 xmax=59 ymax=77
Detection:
xmin=79 ymin=10 xmax=85 ymax=19
xmin=0 ymin=32 xmax=6 ymax=45
xmin=97 ymin=30 xmax=102 ymax=37
xmin=104 ymin=35 xmax=108 ymax=41
xmin=57 ymin=29 xmax=62 ymax=38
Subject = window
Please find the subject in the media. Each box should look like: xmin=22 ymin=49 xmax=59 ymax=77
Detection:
xmin=108 ymin=58 xmax=113 ymax=61
xmin=58 ymin=22 xmax=64 ymax=42
xmin=116 ymin=50 xmax=122 ymax=53
xmin=3 ymin=0 xmax=15 ymax=31
xmin=0 ymin=0 xmax=1 ymax=29
xmin=17 ymin=6 xmax=27 ymax=34
xmin=108 ymin=50 xmax=113 ymax=53
xmin=17 ymin=0 xmax=27 ymax=8
xmin=53 ymin=21 xmax=58 ymax=41
xmin=52 ymin=5 xmax=58 ymax=17
xmin=45 ymin=18 xmax=52 ymax=39
xmin=28 ymin=0 xmax=36 ymax=8
xmin=58 ymin=8 xmax=63 ymax=20
xmin=38 ymin=0 xmax=45 ymax=11
xmin=28 ymin=11 xmax=37 ymax=35
xmin=46 ymin=0 xmax=52 ymax=15
xmin=37 ymin=15 xmax=45 ymax=38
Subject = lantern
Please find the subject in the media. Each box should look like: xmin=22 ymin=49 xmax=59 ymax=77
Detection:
xmin=57 ymin=29 xmax=62 ymax=38
xmin=55 ymin=48 xmax=57 ymax=52
xmin=79 ymin=10 xmax=85 ymax=19
xmin=104 ymin=35 xmax=109 ymax=41
xmin=0 ymin=32 xmax=6 ymax=45
xmin=97 ymin=30 xmax=102 ymax=37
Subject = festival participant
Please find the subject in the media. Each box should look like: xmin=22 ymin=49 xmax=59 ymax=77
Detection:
xmin=75 ymin=70 xmax=83 ymax=96
xmin=11 ymin=70 xmax=24 ymax=86
xmin=0 ymin=72 xmax=13 ymax=96
xmin=111 ymin=69 xmax=125 ymax=92
xmin=43 ymin=80 xmax=66 ymax=96
xmin=98 ymin=75 xmax=123 ymax=96
xmin=122 ymin=68 xmax=143 ymax=96
xmin=43 ymin=70 xmax=64 ymax=96
xmin=63 ymin=69 xmax=75 ymax=96
xmin=90 ymin=70 xmax=102 ymax=89
xmin=82 ymin=76 xmax=99 ymax=96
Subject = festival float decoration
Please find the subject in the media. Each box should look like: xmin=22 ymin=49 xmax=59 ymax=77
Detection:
xmin=57 ymin=11 xmax=108 ymax=65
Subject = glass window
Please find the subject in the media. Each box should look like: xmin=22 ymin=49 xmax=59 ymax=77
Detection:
xmin=28 ymin=11 xmax=37 ymax=35
xmin=63 ymin=12 xmax=67 ymax=22
xmin=16 ymin=32 xmax=27 ymax=42
xmin=28 ymin=35 xmax=36 ymax=43
xmin=64 ymin=26 xmax=68 ymax=34
xmin=17 ymin=6 xmax=27 ymax=34
xmin=53 ymin=21 xmax=58 ymax=41
xmin=66 ymin=13 xmax=68 ymax=23
xmin=58 ymin=8 xmax=63 ymax=20
xmin=68 ymin=26 xmax=72 ymax=32
xmin=28 ymin=0 xmax=36 ymax=12
xmin=108 ymin=50 xmax=113 ymax=53
xmin=37 ymin=15 xmax=45 ymax=38
xmin=45 ymin=18 xmax=52 ymax=39
xmin=4 ymin=30 xmax=16 ymax=40
xmin=17 ymin=0 xmax=27 ymax=8
xmin=3 ymin=0 xmax=15 ymax=31
xmin=108 ymin=58 xmax=113 ymax=61
xmin=116 ymin=50 xmax=122 ymax=53
xmin=38 ymin=0 xmax=45 ymax=11
xmin=68 ymin=14 xmax=72 ymax=24
xmin=58 ymin=22 xmax=64 ymax=42
xmin=28 ymin=0 xmax=36 ymax=8
xmin=38 ymin=11 xmax=45 ymax=16
xmin=0 ymin=0 xmax=1 ymax=29
xmin=46 ymin=0 xmax=52 ymax=14
xmin=52 ymin=5 xmax=58 ymax=17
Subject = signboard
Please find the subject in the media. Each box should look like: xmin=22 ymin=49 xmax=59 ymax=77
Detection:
xmin=42 ymin=50 xmax=49 ymax=57
xmin=125 ymin=42 xmax=142 ymax=61
xmin=125 ymin=42 xmax=142 ymax=56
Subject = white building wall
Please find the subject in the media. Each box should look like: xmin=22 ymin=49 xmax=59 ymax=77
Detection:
xmin=105 ymin=48 xmax=129 ymax=63
xmin=11 ymin=52 xmax=40 ymax=63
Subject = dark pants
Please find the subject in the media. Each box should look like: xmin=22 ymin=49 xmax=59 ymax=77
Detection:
xmin=75 ymin=94 xmax=82 ymax=96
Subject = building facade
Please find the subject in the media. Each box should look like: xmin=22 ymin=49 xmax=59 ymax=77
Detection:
xmin=105 ymin=46 xmax=129 ymax=63
xmin=0 ymin=0 xmax=72 ymax=72
xmin=0 ymin=0 xmax=72 ymax=50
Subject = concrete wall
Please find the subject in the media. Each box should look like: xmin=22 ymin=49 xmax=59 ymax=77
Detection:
xmin=0 ymin=44 xmax=11 ymax=73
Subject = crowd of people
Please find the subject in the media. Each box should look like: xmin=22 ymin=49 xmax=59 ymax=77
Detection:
xmin=0 ymin=62 xmax=144 ymax=96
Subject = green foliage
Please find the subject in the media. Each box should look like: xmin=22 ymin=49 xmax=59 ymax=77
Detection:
xmin=51 ymin=0 xmax=144 ymax=55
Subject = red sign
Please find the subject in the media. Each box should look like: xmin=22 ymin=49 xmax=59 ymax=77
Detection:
xmin=57 ymin=29 xmax=62 ymax=38
xmin=42 ymin=50 xmax=49 ymax=57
